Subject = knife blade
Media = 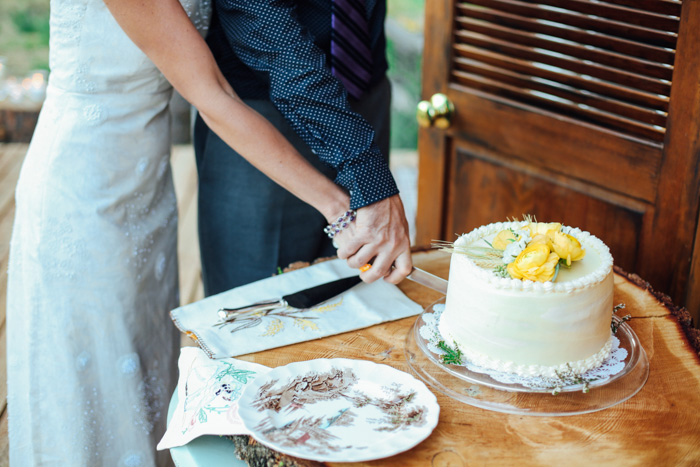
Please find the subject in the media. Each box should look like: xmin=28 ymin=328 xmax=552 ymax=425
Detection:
xmin=218 ymin=275 xmax=363 ymax=320
xmin=217 ymin=266 xmax=448 ymax=321
xmin=406 ymin=267 xmax=448 ymax=294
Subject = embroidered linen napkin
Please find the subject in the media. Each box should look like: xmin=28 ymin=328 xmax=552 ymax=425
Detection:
xmin=170 ymin=259 xmax=422 ymax=358
xmin=158 ymin=347 xmax=270 ymax=450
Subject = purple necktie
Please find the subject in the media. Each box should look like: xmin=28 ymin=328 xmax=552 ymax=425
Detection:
xmin=330 ymin=0 xmax=373 ymax=99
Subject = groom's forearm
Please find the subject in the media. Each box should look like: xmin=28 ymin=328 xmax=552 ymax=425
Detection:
xmin=211 ymin=0 xmax=400 ymax=210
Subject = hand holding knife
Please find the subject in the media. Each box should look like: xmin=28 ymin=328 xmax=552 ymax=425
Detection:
xmin=360 ymin=259 xmax=448 ymax=295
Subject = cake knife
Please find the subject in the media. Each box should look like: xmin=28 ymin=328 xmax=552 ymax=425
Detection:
xmin=406 ymin=267 xmax=448 ymax=295
xmin=217 ymin=267 xmax=447 ymax=321
xmin=218 ymin=275 xmax=363 ymax=320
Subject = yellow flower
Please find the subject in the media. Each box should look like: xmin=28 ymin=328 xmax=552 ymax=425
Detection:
xmin=526 ymin=222 xmax=562 ymax=238
xmin=528 ymin=233 xmax=550 ymax=247
xmin=551 ymin=231 xmax=585 ymax=266
xmin=507 ymin=243 xmax=560 ymax=282
xmin=492 ymin=230 xmax=518 ymax=250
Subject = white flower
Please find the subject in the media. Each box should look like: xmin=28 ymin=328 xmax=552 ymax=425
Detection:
xmin=502 ymin=229 xmax=530 ymax=264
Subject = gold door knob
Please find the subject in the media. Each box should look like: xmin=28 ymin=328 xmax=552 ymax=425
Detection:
xmin=416 ymin=93 xmax=454 ymax=129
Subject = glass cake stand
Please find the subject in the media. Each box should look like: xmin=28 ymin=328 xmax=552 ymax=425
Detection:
xmin=404 ymin=298 xmax=649 ymax=416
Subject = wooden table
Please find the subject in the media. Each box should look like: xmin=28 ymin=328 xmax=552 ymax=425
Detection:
xmin=229 ymin=249 xmax=700 ymax=466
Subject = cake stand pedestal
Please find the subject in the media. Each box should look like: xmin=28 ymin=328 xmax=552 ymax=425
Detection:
xmin=405 ymin=299 xmax=649 ymax=416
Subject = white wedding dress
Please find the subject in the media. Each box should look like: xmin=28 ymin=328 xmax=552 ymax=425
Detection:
xmin=7 ymin=0 xmax=209 ymax=465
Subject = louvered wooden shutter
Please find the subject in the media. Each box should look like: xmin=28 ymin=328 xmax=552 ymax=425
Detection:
xmin=451 ymin=0 xmax=681 ymax=143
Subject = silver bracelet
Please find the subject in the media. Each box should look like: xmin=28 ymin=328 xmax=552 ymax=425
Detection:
xmin=323 ymin=209 xmax=357 ymax=238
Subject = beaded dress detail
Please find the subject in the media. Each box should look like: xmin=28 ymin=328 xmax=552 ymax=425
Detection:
xmin=6 ymin=0 xmax=209 ymax=465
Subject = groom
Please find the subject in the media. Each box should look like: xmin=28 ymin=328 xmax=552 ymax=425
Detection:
xmin=194 ymin=0 xmax=410 ymax=295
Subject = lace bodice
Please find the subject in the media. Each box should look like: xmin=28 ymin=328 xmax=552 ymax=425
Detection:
xmin=47 ymin=0 xmax=211 ymax=95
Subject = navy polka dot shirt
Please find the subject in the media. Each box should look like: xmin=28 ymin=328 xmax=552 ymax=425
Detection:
xmin=207 ymin=0 xmax=399 ymax=210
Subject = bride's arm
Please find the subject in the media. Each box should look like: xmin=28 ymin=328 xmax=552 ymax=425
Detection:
xmin=103 ymin=0 xmax=413 ymax=284
xmin=103 ymin=0 xmax=349 ymax=224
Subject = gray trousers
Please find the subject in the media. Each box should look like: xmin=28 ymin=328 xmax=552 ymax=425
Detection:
xmin=194 ymin=77 xmax=391 ymax=296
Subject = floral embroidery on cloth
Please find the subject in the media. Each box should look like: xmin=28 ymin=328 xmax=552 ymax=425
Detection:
xmin=157 ymin=347 xmax=269 ymax=449
xmin=170 ymin=259 xmax=422 ymax=358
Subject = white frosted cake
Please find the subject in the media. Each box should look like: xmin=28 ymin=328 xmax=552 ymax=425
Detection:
xmin=437 ymin=221 xmax=614 ymax=378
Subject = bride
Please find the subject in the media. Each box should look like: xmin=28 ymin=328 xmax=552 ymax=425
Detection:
xmin=6 ymin=0 xmax=411 ymax=464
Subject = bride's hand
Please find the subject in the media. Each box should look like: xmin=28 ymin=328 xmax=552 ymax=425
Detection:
xmin=334 ymin=195 xmax=412 ymax=284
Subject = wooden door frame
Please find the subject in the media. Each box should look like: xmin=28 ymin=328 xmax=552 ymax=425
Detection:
xmin=415 ymin=0 xmax=700 ymax=324
xmin=416 ymin=0 xmax=453 ymax=247
xmin=657 ymin=0 xmax=700 ymax=324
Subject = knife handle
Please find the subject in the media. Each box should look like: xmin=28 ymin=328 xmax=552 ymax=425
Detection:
xmin=283 ymin=275 xmax=363 ymax=309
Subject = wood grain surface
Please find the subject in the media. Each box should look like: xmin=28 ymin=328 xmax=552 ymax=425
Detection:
xmin=232 ymin=249 xmax=700 ymax=467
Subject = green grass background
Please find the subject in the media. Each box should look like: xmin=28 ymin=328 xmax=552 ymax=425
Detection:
xmin=0 ymin=0 xmax=424 ymax=149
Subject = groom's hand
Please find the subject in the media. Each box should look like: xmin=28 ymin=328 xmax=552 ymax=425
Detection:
xmin=335 ymin=195 xmax=412 ymax=284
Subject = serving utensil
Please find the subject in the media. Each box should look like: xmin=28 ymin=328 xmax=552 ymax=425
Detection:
xmin=217 ymin=267 xmax=448 ymax=322
xmin=406 ymin=267 xmax=448 ymax=294
xmin=217 ymin=275 xmax=363 ymax=320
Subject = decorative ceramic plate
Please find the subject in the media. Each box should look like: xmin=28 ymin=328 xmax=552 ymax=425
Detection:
xmin=405 ymin=298 xmax=649 ymax=416
xmin=237 ymin=358 xmax=440 ymax=462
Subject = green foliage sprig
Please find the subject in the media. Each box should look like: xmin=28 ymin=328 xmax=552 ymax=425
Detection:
xmin=436 ymin=340 xmax=463 ymax=365
xmin=493 ymin=265 xmax=509 ymax=278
